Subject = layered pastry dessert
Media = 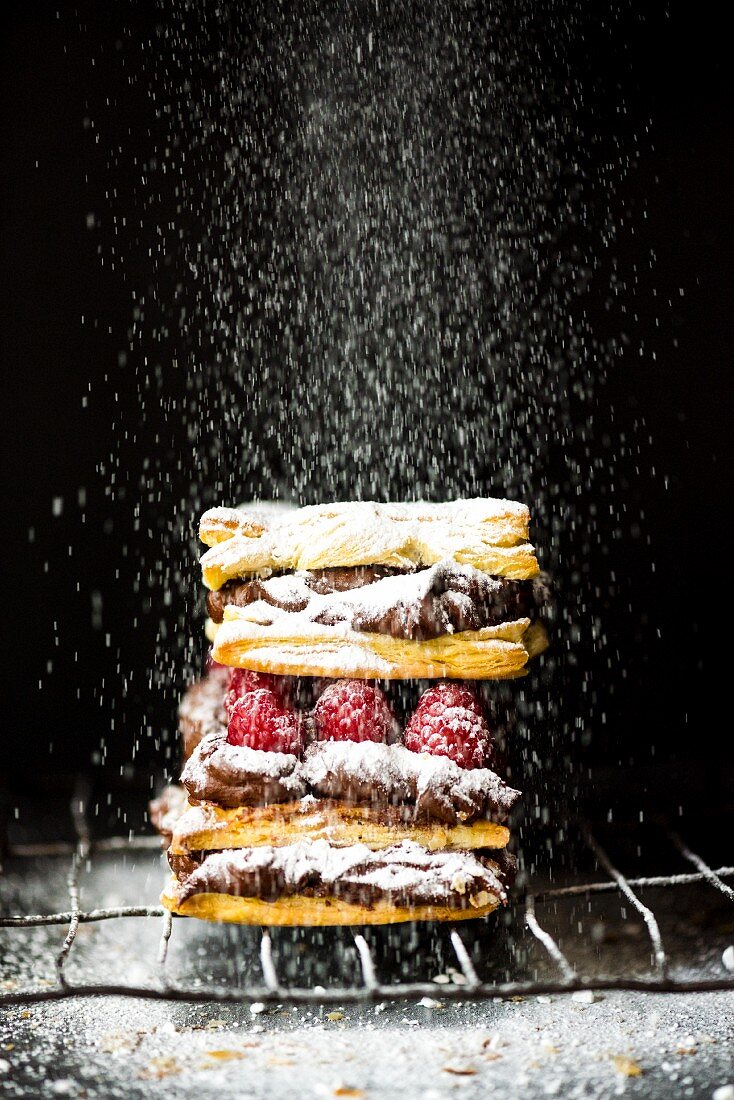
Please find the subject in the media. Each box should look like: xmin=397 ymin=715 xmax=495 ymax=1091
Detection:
xmin=158 ymin=499 xmax=546 ymax=925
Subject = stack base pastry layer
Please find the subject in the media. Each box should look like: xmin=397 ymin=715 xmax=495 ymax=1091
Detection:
xmin=157 ymin=498 xmax=544 ymax=925
xmin=162 ymin=837 xmax=513 ymax=925
xmin=163 ymin=891 xmax=503 ymax=926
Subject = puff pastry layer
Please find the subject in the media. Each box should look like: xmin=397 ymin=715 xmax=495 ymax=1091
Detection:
xmin=162 ymin=836 xmax=510 ymax=926
xmin=208 ymin=611 xmax=548 ymax=680
xmin=169 ymin=799 xmax=510 ymax=855
xmin=199 ymin=499 xmax=538 ymax=589
xmin=161 ymin=887 xmax=500 ymax=924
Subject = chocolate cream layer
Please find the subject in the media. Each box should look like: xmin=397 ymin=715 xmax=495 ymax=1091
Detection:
xmin=300 ymin=740 xmax=519 ymax=824
xmin=206 ymin=560 xmax=543 ymax=640
xmin=181 ymin=732 xmax=307 ymax=807
xmin=170 ymin=837 xmax=515 ymax=910
xmin=182 ymin=732 xmax=521 ymax=825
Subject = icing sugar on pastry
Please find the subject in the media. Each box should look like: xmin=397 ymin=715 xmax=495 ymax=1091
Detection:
xmin=156 ymin=494 xmax=543 ymax=926
xmin=225 ymin=560 xmax=508 ymax=634
xmin=209 ymin=614 xmax=538 ymax=680
xmin=199 ymin=498 xmax=538 ymax=589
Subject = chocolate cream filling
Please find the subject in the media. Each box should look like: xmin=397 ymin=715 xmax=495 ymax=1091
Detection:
xmin=181 ymin=732 xmax=307 ymax=808
xmin=181 ymin=731 xmax=521 ymax=825
xmin=299 ymin=740 xmax=520 ymax=825
xmin=206 ymin=561 xmax=543 ymax=640
xmin=171 ymin=838 xmax=516 ymax=910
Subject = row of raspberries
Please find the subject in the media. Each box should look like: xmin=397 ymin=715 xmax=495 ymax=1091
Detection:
xmin=223 ymin=668 xmax=494 ymax=770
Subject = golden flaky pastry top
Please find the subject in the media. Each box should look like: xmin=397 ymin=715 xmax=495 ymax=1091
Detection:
xmin=199 ymin=498 xmax=538 ymax=590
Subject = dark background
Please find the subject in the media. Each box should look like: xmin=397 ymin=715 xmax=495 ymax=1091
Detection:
xmin=1 ymin=1 xmax=732 ymax=834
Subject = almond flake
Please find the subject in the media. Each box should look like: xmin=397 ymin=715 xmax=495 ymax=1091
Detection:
xmin=98 ymin=1031 xmax=143 ymax=1054
xmin=139 ymin=1057 xmax=181 ymax=1080
xmin=612 ymin=1055 xmax=642 ymax=1077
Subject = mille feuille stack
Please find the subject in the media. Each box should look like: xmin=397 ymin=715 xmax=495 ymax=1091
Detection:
xmin=158 ymin=499 xmax=546 ymax=925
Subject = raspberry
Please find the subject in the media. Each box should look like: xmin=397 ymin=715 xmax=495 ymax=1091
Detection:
xmin=404 ymin=682 xmax=493 ymax=769
xmin=225 ymin=668 xmax=293 ymax=715
xmin=227 ymin=689 xmax=303 ymax=755
xmin=414 ymin=682 xmax=485 ymax=719
xmin=313 ymin=680 xmax=396 ymax=744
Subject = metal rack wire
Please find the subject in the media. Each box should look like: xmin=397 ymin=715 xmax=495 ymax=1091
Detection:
xmin=1 ymin=806 xmax=733 ymax=1007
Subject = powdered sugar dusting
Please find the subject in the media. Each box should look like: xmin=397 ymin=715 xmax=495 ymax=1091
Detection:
xmin=149 ymin=784 xmax=189 ymax=838
xmin=203 ymin=497 xmax=529 ymax=539
xmin=233 ymin=640 xmax=397 ymax=675
xmin=211 ymin=612 xmax=531 ymax=679
xmin=180 ymin=731 xmax=520 ymax=824
xmin=263 ymin=560 xmax=504 ymax=629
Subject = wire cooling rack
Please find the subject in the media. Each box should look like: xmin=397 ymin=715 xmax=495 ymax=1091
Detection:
xmin=1 ymin=795 xmax=733 ymax=1007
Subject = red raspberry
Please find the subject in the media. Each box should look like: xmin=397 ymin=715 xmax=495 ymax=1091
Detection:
xmin=414 ymin=682 xmax=485 ymax=719
xmin=225 ymin=668 xmax=293 ymax=715
xmin=404 ymin=683 xmax=493 ymax=769
xmin=313 ymin=680 xmax=396 ymax=744
xmin=227 ymin=689 xmax=303 ymax=755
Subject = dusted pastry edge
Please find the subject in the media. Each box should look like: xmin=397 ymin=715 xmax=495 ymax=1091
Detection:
xmin=161 ymin=890 xmax=502 ymax=925
xmin=208 ymin=615 xmax=547 ymax=680
xmin=198 ymin=498 xmax=537 ymax=589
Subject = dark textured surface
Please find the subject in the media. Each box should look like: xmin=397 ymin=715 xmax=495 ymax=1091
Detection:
xmin=2 ymin=842 xmax=734 ymax=1097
